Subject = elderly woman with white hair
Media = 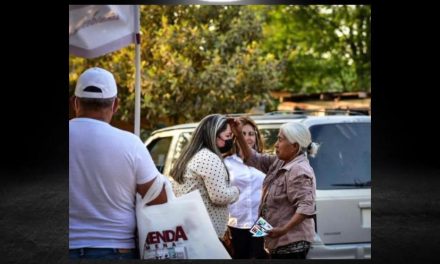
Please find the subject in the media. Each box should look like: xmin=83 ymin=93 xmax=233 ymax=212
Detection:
xmin=241 ymin=121 xmax=319 ymax=259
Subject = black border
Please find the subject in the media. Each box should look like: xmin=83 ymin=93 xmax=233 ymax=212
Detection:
xmin=3 ymin=1 xmax=439 ymax=264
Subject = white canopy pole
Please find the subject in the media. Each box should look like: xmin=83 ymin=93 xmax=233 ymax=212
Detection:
xmin=134 ymin=5 xmax=141 ymax=137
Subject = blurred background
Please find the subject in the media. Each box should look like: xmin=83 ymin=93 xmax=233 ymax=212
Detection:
xmin=69 ymin=5 xmax=371 ymax=141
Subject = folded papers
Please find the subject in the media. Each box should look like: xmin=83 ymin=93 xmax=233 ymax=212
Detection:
xmin=249 ymin=217 xmax=273 ymax=237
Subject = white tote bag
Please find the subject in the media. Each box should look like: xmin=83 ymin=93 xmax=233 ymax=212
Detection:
xmin=136 ymin=175 xmax=231 ymax=259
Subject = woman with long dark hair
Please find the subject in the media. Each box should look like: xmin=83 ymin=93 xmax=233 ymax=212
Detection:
xmin=170 ymin=114 xmax=247 ymax=242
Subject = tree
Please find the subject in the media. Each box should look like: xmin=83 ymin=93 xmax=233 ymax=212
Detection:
xmin=69 ymin=5 xmax=281 ymax=133
xmin=261 ymin=5 xmax=371 ymax=93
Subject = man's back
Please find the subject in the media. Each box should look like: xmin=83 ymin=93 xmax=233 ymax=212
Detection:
xmin=69 ymin=117 xmax=158 ymax=249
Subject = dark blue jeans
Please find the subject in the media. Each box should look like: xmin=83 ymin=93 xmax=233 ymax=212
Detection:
xmin=69 ymin=248 xmax=137 ymax=259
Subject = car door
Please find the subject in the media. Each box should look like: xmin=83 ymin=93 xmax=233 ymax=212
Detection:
xmin=145 ymin=130 xmax=176 ymax=176
xmin=306 ymin=119 xmax=371 ymax=245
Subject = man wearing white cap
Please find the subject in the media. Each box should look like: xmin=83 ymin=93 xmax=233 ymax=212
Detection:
xmin=69 ymin=67 xmax=167 ymax=259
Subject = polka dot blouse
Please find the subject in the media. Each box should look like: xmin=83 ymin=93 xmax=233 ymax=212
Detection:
xmin=172 ymin=148 xmax=239 ymax=237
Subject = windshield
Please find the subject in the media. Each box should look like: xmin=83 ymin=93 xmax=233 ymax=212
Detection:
xmin=309 ymin=122 xmax=371 ymax=189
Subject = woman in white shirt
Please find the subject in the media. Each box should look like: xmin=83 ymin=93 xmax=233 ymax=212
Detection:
xmin=224 ymin=116 xmax=268 ymax=259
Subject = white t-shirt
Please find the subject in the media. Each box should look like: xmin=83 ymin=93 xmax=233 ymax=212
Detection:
xmin=224 ymin=154 xmax=265 ymax=229
xmin=69 ymin=118 xmax=159 ymax=249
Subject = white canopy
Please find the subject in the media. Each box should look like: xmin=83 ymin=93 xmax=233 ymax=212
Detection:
xmin=69 ymin=5 xmax=142 ymax=137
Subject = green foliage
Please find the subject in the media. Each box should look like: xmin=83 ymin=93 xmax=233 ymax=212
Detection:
xmin=260 ymin=5 xmax=371 ymax=93
xmin=69 ymin=5 xmax=371 ymax=131
xmin=70 ymin=5 xmax=280 ymax=130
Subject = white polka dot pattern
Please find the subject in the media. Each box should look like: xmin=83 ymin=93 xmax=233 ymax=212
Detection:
xmin=173 ymin=148 xmax=239 ymax=237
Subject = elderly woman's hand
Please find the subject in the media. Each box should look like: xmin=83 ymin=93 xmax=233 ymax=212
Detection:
xmin=227 ymin=117 xmax=252 ymax=161
xmin=266 ymin=226 xmax=288 ymax=238
xmin=227 ymin=117 xmax=243 ymax=136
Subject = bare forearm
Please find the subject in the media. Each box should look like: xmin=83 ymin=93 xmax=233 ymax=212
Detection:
xmin=267 ymin=213 xmax=307 ymax=238
xmin=228 ymin=117 xmax=252 ymax=161
xmin=283 ymin=213 xmax=307 ymax=232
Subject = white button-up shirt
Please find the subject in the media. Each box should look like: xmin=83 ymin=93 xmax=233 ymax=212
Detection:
xmin=224 ymin=154 xmax=265 ymax=229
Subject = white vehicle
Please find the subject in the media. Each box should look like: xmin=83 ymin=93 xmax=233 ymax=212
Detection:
xmin=145 ymin=112 xmax=371 ymax=259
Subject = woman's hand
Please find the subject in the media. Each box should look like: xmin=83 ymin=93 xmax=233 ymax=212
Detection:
xmin=227 ymin=117 xmax=242 ymax=136
xmin=227 ymin=117 xmax=252 ymax=161
xmin=266 ymin=226 xmax=288 ymax=238
xmin=266 ymin=213 xmax=307 ymax=239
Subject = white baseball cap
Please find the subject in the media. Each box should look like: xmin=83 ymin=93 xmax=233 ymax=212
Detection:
xmin=75 ymin=67 xmax=117 ymax=99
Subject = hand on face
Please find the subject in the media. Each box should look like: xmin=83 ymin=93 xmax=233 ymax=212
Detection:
xmin=227 ymin=117 xmax=243 ymax=136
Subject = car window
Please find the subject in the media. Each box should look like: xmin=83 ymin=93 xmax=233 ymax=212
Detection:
xmin=260 ymin=128 xmax=278 ymax=154
xmin=309 ymin=123 xmax=371 ymax=189
xmin=147 ymin=136 xmax=172 ymax=173
xmin=171 ymin=132 xmax=192 ymax=169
